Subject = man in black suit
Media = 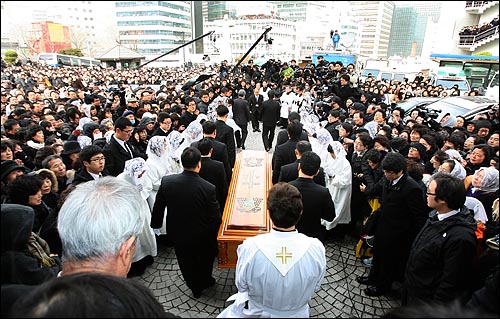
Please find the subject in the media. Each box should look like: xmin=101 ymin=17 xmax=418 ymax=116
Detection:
xmin=150 ymin=112 xmax=172 ymax=137
xmin=195 ymin=138 xmax=229 ymax=215
xmin=72 ymin=145 xmax=107 ymax=185
xmin=151 ymin=147 xmax=220 ymax=299
xmin=232 ymin=89 xmax=251 ymax=149
xmin=356 ymin=152 xmax=428 ymax=297
xmin=215 ymin=105 xmax=236 ymax=168
xmin=248 ymin=87 xmax=264 ymax=132
xmin=272 ymin=120 xmax=303 ymax=184
xmin=179 ymin=98 xmax=198 ymax=131
xmin=103 ymin=117 xmax=143 ymax=176
xmin=259 ymin=90 xmax=281 ymax=152
xmin=192 ymin=120 xmax=232 ymax=184
xmin=276 ymin=111 xmax=309 ymax=147
xmin=289 ymin=151 xmax=335 ymax=243
xmin=278 ymin=141 xmax=326 ymax=186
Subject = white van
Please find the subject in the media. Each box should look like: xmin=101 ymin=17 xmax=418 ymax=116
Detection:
xmin=428 ymin=67 xmax=471 ymax=95
xmin=485 ymin=71 xmax=499 ymax=102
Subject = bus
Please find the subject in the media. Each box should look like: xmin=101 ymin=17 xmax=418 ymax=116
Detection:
xmin=429 ymin=53 xmax=499 ymax=91
xmin=37 ymin=53 xmax=101 ymax=67
xmin=428 ymin=67 xmax=471 ymax=95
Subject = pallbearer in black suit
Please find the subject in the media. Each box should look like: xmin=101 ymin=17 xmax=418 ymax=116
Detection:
xmin=259 ymin=90 xmax=281 ymax=152
xmin=215 ymin=105 xmax=236 ymax=168
xmin=192 ymin=120 xmax=232 ymax=183
xmin=151 ymin=147 xmax=220 ymax=299
xmin=232 ymin=90 xmax=251 ymax=149
xmin=278 ymin=141 xmax=326 ymax=186
xmin=195 ymin=138 xmax=229 ymax=215
xmin=289 ymin=151 xmax=335 ymax=243
xmin=272 ymin=120 xmax=303 ymax=185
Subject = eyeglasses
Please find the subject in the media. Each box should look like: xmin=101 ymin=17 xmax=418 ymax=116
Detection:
xmin=122 ymin=129 xmax=133 ymax=134
xmin=90 ymin=156 xmax=106 ymax=162
xmin=426 ymin=191 xmax=437 ymax=196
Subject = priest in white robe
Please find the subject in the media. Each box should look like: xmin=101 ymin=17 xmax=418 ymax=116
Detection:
xmin=217 ymin=183 xmax=326 ymax=318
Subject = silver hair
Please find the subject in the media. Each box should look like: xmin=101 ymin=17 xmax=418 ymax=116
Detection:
xmin=58 ymin=177 xmax=144 ymax=262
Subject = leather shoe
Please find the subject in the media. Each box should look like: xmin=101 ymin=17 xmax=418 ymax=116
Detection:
xmin=356 ymin=275 xmax=374 ymax=285
xmin=241 ymin=145 xmax=245 ymax=150
xmin=192 ymin=290 xmax=201 ymax=298
xmin=364 ymin=286 xmax=387 ymax=297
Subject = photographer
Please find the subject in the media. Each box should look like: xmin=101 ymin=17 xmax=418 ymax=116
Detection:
xmin=331 ymin=74 xmax=361 ymax=110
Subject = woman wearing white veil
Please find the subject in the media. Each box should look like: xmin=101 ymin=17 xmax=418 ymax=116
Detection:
xmin=321 ymin=141 xmax=352 ymax=231
xmin=165 ymin=130 xmax=185 ymax=174
xmin=179 ymin=120 xmax=203 ymax=153
xmin=116 ymin=158 xmax=157 ymax=264
xmin=143 ymin=136 xmax=170 ymax=212
xmin=310 ymin=128 xmax=333 ymax=164
xmin=150 ymin=130 xmax=185 ymax=235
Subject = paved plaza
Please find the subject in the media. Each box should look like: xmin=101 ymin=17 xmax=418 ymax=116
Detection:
xmin=135 ymin=128 xmax=401 ymax=318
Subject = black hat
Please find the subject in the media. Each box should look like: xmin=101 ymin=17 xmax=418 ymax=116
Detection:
xmin=1 ymin=160 xmax=26 ymax=181
xmin=62 ymin=141 xmax=82 ymax=155
xmin=351 ymin=102 xmax=366 ymax=112
xmin=410 ymin=142 xmax=426 ymax=159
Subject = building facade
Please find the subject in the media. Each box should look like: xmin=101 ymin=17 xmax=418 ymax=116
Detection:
xmin=349 ymin=1 xmax=395 ymax=59
xmin=115 ymin=1 xmax=193 ymax=66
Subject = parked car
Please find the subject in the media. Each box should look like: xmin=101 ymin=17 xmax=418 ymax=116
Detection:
xmin=420 ymin=96 xmax=497 ymax=126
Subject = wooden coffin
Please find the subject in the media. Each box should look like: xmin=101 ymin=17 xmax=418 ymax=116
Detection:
xmin=217 ymin=150 xmax=272 ymax=268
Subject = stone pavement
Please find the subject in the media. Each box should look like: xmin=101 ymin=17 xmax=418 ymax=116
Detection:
xmin=135 ymin=127 xmax=401 ymax=318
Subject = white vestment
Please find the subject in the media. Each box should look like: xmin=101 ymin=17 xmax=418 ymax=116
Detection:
xmin=116 ymin=172 xmax=158 ymax=262
xmin=217 ymin=229 xmax=326 ymax=318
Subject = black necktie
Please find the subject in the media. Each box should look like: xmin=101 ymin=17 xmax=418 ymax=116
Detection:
xmin=124 ymin=143 xmax=133 ymax=158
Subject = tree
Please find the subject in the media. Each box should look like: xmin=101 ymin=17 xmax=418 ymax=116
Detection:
xmin=58 ymin=48 xmax=83 ymax=57
xmin=4 ymin=50 xmax=18 ymax=65
xmin=473 ymin=52 xmax=492 ymax=56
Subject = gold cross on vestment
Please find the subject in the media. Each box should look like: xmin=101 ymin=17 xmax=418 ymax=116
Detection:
xmin=276 ymin=246 xmax=293 ymax=264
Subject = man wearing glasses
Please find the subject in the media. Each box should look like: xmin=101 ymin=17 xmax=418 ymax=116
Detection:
xmin=356 ymin=152 xmax=428 ymax=297
xmin=151 ymin=112 xmax=173 ymax=137
xmin=73 ymin=145 xmax=108 ymax=185
xmin=103 ymin=117 xmax=143 ymax=176
xmin=403 ymin=173 xmax=478 ymax=307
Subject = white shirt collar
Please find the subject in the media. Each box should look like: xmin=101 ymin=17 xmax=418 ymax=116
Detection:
xmin=437 ymin=209 xmax=460 ymax=221
xmin=88 ymin=171 xmax=100 ymax=180
xmin=391 ymin=174 xmax=403 ymax=185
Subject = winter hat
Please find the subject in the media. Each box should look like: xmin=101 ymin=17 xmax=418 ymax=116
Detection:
xmin=122 ymin=110 xmax=135 ymax=117
xmin=1 ymin=160 xmax=26 ymax=182
xmin=409 ymin=142 xmax=426 ymax=159
xmin=62 ymin=141 xmax=82 ymax=155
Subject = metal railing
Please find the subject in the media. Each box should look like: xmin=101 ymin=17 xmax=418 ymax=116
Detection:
xmin=465 ymin=1 xmax=491 ymax=8
xmin=459 ymin=25 xmax=499 ymax=46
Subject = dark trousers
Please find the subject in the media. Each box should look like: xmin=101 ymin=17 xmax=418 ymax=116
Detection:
xmin=236 ymin=123 xmax=248 ymax=148
xmin=262 ymin=125 xmax=276 ymax=151
xmin=174 ymin=239 xmax=217 ymax=293
xmin=251 ymin=110 xmax=261 ymax=131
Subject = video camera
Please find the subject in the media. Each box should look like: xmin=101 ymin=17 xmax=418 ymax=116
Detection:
xmin=417 ymin=105 xmax=442 ymax=130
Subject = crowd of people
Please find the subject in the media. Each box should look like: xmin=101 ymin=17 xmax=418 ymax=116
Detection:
xmin=1 ymin=54 xmax=499 ymax=317
xmin=459 ymin=15 xmax=499 ymax=45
